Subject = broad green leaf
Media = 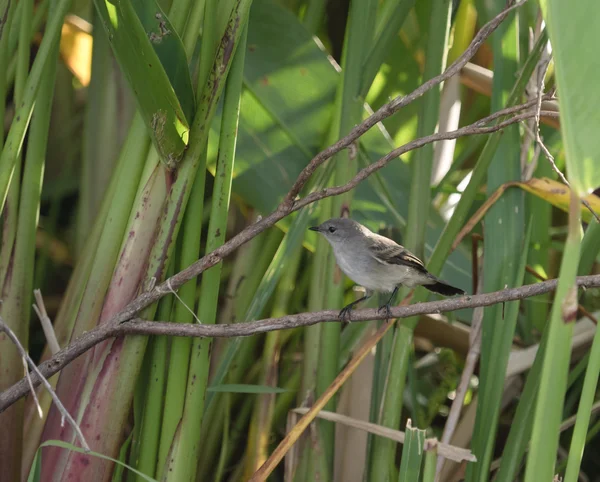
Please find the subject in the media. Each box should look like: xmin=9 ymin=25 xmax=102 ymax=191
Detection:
xmin=207 ymin=384 xmax=290 ymax=394
xmin=540 ymin=0 xmax=600 ymax=194
xmin=130 ymin=0 xmax=195 ymax=122
xmin=94 ymin=0 xmax=192 ymax=167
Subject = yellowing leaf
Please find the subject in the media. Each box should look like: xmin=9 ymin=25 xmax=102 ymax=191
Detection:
xmin=60 ymin=16 xmax=93 ymax=86
xmin=519 ymin=178 xmax=600 ymax=221
xmin=453 ymin=177 xmax=600 ymax=250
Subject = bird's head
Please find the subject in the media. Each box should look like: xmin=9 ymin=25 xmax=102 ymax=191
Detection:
xmin=309 ymin=218 xmax=365 ymax=245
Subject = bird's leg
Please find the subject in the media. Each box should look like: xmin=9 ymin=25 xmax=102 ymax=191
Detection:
xmin=378 ymin=286 xmax=399 ymax=322
xmin=339 ymin=291 xmax=372 ymax=323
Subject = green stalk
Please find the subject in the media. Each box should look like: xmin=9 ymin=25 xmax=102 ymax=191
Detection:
xmin=467 ymin=7 xmax=522 ymax=480
xmin=494 ymin=316 xmax=549 ymax=482
xmin=370 ymin=1 xmax=451 ymax=479
xmin=398 ymin=420 xmax=426 ymax=481
xmin=181 ymin=0 xmax=206 ymax=58
xmin=524 ymin=194 xmax=581 ymax=482
xmin=302 ymin=229 xmax=328 ymax=394
xmin=564 ymin=238 xmax=599 ymax=479
xmin=404 ymin=0 xmax=451 ymax=258
xmin=155 ymin=162 xmax=205 ymax=476
xmin=22 ymin=119 xmax=150 ymax=476
xmin=369 ymin=325 xmax=413 ymax=480
xmin=317 ymin=0 xmax=378 ymax=472
xmin=197 ymin=220 xmax=305 ymax=478
xmin=523 ymin=159 xmax=553 ymax=336
xmin=578 ymin=220 xmax=600 ymax=275
xmin=0 ymin=0 xmax=33 ymax=476
xmin=134 ymin=276 xmax=175 ymax=481
xmin=154 ymin=0 xmax=208 ymax=473
xmin=422 ymin=444 xmax=437 ymax=482
xmin=360 ymin=0 xmax=416 ymax=98
xmin=199 ymin=197 xmax=327 ymax=478
xmin=42 ymin=0 xmax=251 ymax=474
xmin=0 ymin=0 xmax=72 ymax=213
xmin=302 ymin=0 xmax=326 ymax=34
xmin=4 ymin=0 xmax=47 ymax=89
xmin=245 ymin=245 xmax=302 ymax=475
xmin=160 ymin=23 xmax=247 ymax=482
xmin=0 ymin=0 xmax=15 ymax=147
xmin=0 ymin=0 xmax=31 ymax=284
xmin=427 ymin=29 xmax=547 ymax=279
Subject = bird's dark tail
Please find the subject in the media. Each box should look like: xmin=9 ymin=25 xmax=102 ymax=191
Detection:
xmin=424 ymin=279 xmax=465 ymax=296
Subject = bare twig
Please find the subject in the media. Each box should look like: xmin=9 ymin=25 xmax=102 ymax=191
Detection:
xmin=22 ymin=357 xmax=42 ymax=418
xmin=521 ymin=25 xmax=544 ymax=180
xmin=293 ymin=108 xmax=558 ymax=213
xmin=2 ymin=275 xmax=600 ymax=414
xmin=292 ymin=408 xmax=476 ymax=463
xmin=282 ymin=0 xmax=527 ymax=205
xmin=33 ymin=289 xmax=60 ymax=355
xmin=531 ymin=44 xmax=600 ymax=224
xmin=0 ymin=317 xmax=90 ymax=451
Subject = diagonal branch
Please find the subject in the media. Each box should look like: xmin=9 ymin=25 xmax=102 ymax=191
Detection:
xmin=1 ymin=274 xmax=599 ymax=413
xmin=95 ymin=0 xmax=534 ymax=332
xmin=0 ymin=0 xmax=540 ymax=419
xmin=282 ymin=0 xmax=527 ymax=204
xmin=108 ymin=105 xmax=557 ymax=330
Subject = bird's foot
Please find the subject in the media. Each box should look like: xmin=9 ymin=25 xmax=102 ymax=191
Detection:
xmin=377 ymin=303 xmax=392 ymax=322
xmin=339 ymin=305 xmax=353 ymax=323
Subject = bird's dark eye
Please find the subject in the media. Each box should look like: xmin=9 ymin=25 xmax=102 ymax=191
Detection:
xmin=328 ymin=226 xmax=336 ymax=233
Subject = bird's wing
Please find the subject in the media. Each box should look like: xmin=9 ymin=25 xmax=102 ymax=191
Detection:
xmin=367 ymin=235 xmax=428 ymax=274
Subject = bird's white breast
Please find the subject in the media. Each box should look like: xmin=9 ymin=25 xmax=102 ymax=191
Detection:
xmin=331 ymin=242 xmax=430 ymax=293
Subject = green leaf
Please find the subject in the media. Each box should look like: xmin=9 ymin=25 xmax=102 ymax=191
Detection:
xmin=94 ymin=0 xmax=192 ymax=167
xmin=206 ymin=384 xmax=291 ymax=394
xmin=398 ymin=420 xmax=426 ymax=482
xmin=130 ymin=0 xmax=195 ymax=122
xmin=26 ymin=440 xmax=158 ymax=482
xmin=524 ymin=204 xmax=581 ymax=481
xmin=540 ymin=0 xmax=600 ymax=194
xmin=27 ymin=448 xmax=42 ymax=482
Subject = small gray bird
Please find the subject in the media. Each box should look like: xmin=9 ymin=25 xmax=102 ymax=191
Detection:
xmin=309 ymin=218 xmax=465 ymax=320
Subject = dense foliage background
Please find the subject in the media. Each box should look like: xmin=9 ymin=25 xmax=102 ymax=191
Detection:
xmin=1 ymin=0 xmax=599 ymax=480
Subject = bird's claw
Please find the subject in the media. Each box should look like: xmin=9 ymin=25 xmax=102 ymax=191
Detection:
xmin=339 ymin=306 xmax=353 ymax=323
xmin=377 ymin=304 xmax=392 ymax=322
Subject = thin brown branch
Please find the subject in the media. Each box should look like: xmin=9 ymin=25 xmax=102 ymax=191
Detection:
xmin=62 ymin=0 xmax=532 ymax=341
xmin=0 ymin=0 xmax=537 ymax=419
xmin=100 ymin=0 xmax=534 ymax=336
xmin=0 ymin=317 xmax=90 ymax=451
xmin=2 ymin=275 xmax=600 ymax=414
xmin=293 ymin=109 xmax=558 ymax=211
xmin=89 ymin=93 xmax=554 ymax=339
xmin=282 ymin=0 xmax=527 ymax=205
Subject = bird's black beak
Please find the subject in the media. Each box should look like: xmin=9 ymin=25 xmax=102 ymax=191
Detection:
xmin=309 ymin=226 xmax=320 ymax=232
